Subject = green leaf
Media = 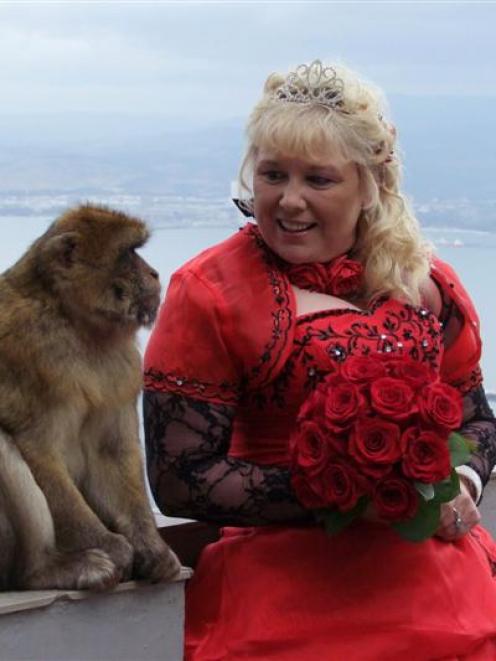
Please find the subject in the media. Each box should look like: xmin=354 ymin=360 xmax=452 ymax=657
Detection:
xmin=449 ymin=432 xmax=473 ymax=467
xmin=432 ymin=469 xmax=460 ymax=504
xmin=392 ymin=499 xmax=441 ymax=542
xmin=415 ymin=481 xmax=435 ymax=501
xmin=316 ymin=497 xmax=368 ymax=536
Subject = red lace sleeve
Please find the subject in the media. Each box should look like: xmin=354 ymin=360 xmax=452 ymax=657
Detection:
xmin=144 ymin=225 xmax=294 ymax=405
xmin=431 ymin=257 xmax=482 ymax=393
xmin=144 ymin=270 xmax=242 ymax=405
xmin=431 ymin=258 xmax=496 ymax=495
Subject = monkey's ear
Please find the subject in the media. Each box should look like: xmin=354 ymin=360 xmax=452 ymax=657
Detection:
xmin=41 ymin=232 xmax=80 ymax=268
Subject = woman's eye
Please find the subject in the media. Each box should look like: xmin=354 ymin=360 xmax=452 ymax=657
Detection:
xmin=262 ymin=170 xmax=285 ymax=183
xmin=308 ymin=175 xmax=333 ymax=187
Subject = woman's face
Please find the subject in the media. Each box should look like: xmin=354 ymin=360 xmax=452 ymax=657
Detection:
xmin=253 ymin=149 xmax=367 ymax=264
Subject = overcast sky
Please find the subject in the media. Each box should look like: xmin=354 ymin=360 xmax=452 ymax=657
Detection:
xmin=0 ymin=1 xmax=495 ymax=124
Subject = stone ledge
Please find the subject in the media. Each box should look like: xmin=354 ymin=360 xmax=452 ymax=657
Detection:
xmin=0 ymin=567 xmax=192 ymax=616
xmin=0 ymin=570 xmax=192 ymax=661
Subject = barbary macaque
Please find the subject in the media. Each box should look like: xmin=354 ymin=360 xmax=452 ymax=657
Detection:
xmin=0 ymin=204 xmax=181 ymax=590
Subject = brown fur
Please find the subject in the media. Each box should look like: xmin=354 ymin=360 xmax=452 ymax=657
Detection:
xmin=0 ymin=204 xmax=180 ymax=590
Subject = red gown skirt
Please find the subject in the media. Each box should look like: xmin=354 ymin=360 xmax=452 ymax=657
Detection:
xmin=185 ymin=522 xmax=496 ymax=660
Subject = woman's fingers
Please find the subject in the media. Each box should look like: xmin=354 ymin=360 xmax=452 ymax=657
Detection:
xmin=435 ymin=480 xmax=481 ymax=541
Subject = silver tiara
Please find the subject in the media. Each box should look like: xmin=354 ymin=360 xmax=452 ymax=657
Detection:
xmin=273 ymin=60 xmax=345 ymax=110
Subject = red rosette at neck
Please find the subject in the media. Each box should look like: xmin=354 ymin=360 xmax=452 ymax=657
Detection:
xmin=285 ymin=254 xmax=363 ymax=297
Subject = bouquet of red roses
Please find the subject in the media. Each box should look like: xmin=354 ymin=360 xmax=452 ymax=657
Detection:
xmin=290 ymin=355 xmax=473 ymax=541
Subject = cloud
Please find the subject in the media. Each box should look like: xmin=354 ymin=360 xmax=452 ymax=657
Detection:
xmin=0 ymin=1 xmax=494 ymax=117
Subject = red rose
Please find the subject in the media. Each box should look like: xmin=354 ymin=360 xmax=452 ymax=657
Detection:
xmin=321 ymin=459 xmax=370 ymax=511
xmin=349 ymin=417 xmax=402 ymax=477
xmin=328 ymin=257 xmax=363 ymax=297
xmin=384 ymin=359 xmax=436 ymax=390
xmin=290 ymin=421 xmax=330 ymax=476
xmin=291 ymin=470 xmax=327 ymax=510
xmin=419 ymin=382 xmax=463 ymax=431
xmin=286 ymin=257 xmax=363 ymax=297
xmin=340 ymin=355 xmax=388 ymax=384
xmin=286 ymin=263 xmax=329 ymax=293
xmin=326 ymin=431 xmax=349 ymax=456
xmin=292 ymin=469 xmax=328 ymax=509
xmin=372 ymin=476 xmax=419 ymax=522
xmin=401 ymin=427 xmax=451 ymax=483
xmin=324 ymin=378 xmax=365 ymax=431
xmin=297 ymin=382 xmax=328 ymax=426
xmin=370 ymin=377 xmax=416 ymax=420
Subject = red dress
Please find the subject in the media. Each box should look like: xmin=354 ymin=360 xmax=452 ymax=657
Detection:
xmin=145 ymin=225 xmax=496 ymax=660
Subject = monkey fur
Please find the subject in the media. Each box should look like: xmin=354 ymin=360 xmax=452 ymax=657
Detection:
xmin=0 ymin=204 xmax=181 ymax=590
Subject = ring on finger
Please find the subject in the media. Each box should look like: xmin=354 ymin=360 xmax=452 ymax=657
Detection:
xmin=453 ymin=507 xmax=463 ymax=531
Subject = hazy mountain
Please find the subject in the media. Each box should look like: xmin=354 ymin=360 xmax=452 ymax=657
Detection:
xmin=0 ymin=95 xmax=494 ymax=227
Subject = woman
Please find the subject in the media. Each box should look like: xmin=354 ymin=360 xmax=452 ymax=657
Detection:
xmin=144 ymin=61 xmax=496 ymax=659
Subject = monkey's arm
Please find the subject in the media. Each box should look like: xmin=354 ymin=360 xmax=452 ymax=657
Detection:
xmin=144 ymin=391 xmax=308 ymax=526
xmin=82 ymin=405 xmax=180 ymax=580
xmin=16 ymin=426 xmax=135 ymax=579
xmin=0 ymin=430 xmax=118 ymax=590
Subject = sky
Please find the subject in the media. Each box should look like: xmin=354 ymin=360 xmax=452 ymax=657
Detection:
xmin=0 ymin=1 xmax=495 ymax=124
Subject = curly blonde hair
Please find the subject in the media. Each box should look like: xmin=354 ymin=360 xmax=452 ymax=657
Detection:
xmin=238 ymin=63 xmax=431 ymax=305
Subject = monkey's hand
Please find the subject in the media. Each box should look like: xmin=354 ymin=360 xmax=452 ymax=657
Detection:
xmin=97 ymin=532 xmax=135 ymax=582
xmin=25 ymin=548 xmax=119 ymax=592
xmin=133 ymin=534 xmax=182 ymax=582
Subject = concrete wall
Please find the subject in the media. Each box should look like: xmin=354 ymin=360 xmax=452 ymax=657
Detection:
xmin=0 ymin=572 xmax=191 ymax=661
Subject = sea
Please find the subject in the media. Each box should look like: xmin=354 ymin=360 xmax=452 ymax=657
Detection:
xmin=1 ymin=216 xmax=495 ymax=393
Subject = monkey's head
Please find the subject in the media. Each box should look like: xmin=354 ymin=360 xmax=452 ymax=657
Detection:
xmin=33 ymin=204 xmax=161 ymax=334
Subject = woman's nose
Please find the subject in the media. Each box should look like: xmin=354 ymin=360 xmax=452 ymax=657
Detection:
xmin=279 ymin=180 xmax=307 ymax=213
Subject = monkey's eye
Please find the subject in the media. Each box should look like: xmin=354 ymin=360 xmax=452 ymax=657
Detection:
xmin=117 ymin=245 xmax=139 ymax=264
xmin=113 ymin=284 xmax=125 ymax=301
xmin=129 ymin=243 xmax=144 ymax=254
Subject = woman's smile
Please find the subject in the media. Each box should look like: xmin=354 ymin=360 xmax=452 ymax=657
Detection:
xmin=276 ymin=218 xmax=318 ymax=234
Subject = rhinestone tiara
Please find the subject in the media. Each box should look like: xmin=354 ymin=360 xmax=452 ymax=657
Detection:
xmin=273 ymin=60 xmax=345 ymax=110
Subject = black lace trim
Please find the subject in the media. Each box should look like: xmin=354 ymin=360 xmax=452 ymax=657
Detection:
xmin=143 ymin=368 xmax=241 ymax=404
xmin=451 ymin=367 xmax=484 ymax=395
xmin=300 ymin=303 xmax=441 ymax=366
xmin=144 ymin=391 xmax=308 ymax=526
xmin=460 ymin=385 xmax=496 ymax=488
xmin=244 ymin=225 xmax=293 ymax=389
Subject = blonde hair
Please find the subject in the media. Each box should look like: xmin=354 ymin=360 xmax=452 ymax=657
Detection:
xmin=238 ymin=63 xmax=431 ymax=305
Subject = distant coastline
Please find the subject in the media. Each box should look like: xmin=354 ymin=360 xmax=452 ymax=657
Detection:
xmin=0 ymin=192 xmax=495 ymax=236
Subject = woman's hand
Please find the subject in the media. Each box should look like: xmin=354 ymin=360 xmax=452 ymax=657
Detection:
xmin=435 ymin=478 xmax=481 ymax=541
xmin=362 ymin=477 xmax=481 ymax=540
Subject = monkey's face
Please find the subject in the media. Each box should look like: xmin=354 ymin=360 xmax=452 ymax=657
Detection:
xmin=72 ymin=244 xmax=161 ymax=332
xmin=107 ymin=247 xmax=161 ymax=328
xmin=37 ymin=207 xmax=161 ymax=334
